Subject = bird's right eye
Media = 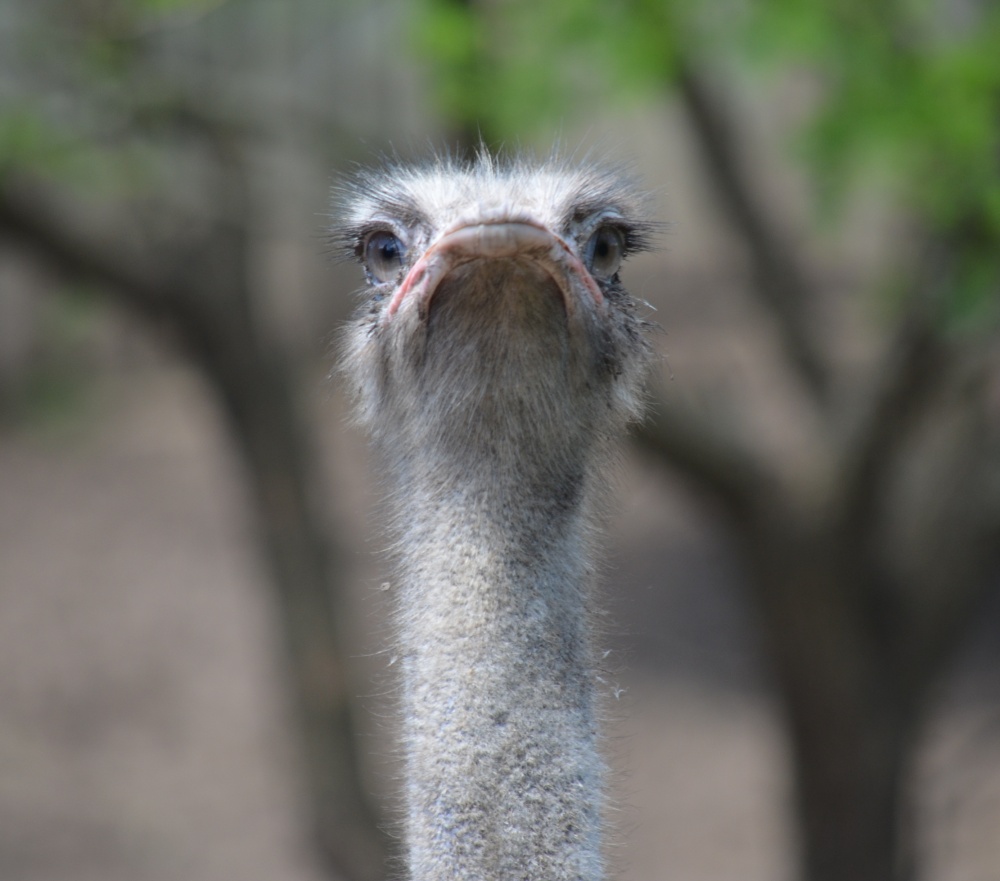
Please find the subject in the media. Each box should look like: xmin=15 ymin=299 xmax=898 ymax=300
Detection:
xmin=363 ymin=231 xmax=406 ymax=283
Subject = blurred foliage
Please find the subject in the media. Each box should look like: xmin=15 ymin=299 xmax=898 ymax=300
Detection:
xmin=415 ymin=0 xmax=1000 ymax=323
xmin=0 ymin=0 xmax=219 ymax=191
xmin=0 ymin=285 xmax=104 ymax=428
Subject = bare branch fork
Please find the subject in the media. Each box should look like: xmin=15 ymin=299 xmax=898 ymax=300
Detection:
xmin=649 ymin=59 xmax=996 ymax=552
xmin=674 ymin=60 xmax=830 ymax=403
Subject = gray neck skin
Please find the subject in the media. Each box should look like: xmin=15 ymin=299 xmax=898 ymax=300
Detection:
xmin=394 ymin=464 xmax=605 ymax=881
xmin=374 ymin=273 xmax=613 ymax=881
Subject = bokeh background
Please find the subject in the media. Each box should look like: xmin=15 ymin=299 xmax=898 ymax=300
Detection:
xmin=1 ymin=2 xmax=999 ymax=880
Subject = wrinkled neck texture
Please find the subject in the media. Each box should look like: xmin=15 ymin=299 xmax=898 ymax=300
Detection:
xmin=383 ymin=304 xmax=611 ymax=881
xmin=391 ymin=456 xmax=606 ymax=881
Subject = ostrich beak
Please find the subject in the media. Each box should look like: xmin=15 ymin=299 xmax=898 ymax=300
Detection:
xmin=385 ymin=220 xmax=605 ymax=323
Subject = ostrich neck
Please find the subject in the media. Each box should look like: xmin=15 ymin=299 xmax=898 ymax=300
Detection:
xmin=392 ymin=452 xmax=607 ymax=881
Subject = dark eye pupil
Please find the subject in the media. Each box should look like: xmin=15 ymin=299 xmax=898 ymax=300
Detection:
xmin=586 ymin=225 xmax=624 ymax=280
xmin=365 ymin=231 xmax=406 ymax=283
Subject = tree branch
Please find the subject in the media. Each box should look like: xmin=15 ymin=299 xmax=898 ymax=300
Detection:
xmin=835 ymin=236 xmax=969 ymax=544
xmin=674 ymin=61 xmax=830 ymax=403
xmin=632 ymin=384 xmax=772 ymax=523
xmin=0 ymin=180 xmax=182 ymax=327
xmin=898 ymin=358 xmax=1000 ymax=690
xmin=836 ymin=320 xmax=947 ymax=540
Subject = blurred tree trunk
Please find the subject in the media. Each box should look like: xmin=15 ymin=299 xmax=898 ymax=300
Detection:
xmin=744 ymin=513 xmax=918 ymax=881
xmin=179 ymin=223 xmax=388 ymax=881
xmin=0 ymin=178 xmax=388 ymax=881
xmin=639 ymin=379 xmax=999 ymax=881
xmin=632 ymin=62 xmax=1000 ymax=881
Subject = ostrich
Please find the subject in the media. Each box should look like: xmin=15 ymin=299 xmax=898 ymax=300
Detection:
xmin=337 ymin=152 xmax=653 ymax=881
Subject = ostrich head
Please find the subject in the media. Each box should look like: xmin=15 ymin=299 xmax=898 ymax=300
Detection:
xmin=339 ymin=153 xmax=653 ymax=492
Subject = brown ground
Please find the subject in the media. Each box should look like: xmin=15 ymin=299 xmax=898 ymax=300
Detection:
xmin=2 ymin=364 xmax=999 ymax=881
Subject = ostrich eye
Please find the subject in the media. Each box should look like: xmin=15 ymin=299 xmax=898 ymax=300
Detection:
xmin=584 ymin=226 xmax=625 ymax=280
xmin=363 ymin=231 xmax=406 ymax=283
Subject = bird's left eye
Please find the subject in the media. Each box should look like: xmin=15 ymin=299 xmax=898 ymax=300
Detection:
xmin=363 ymin=231 xmax=406 ymax=283
xmin=584 ymin=226 xmax=625 ymax=280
